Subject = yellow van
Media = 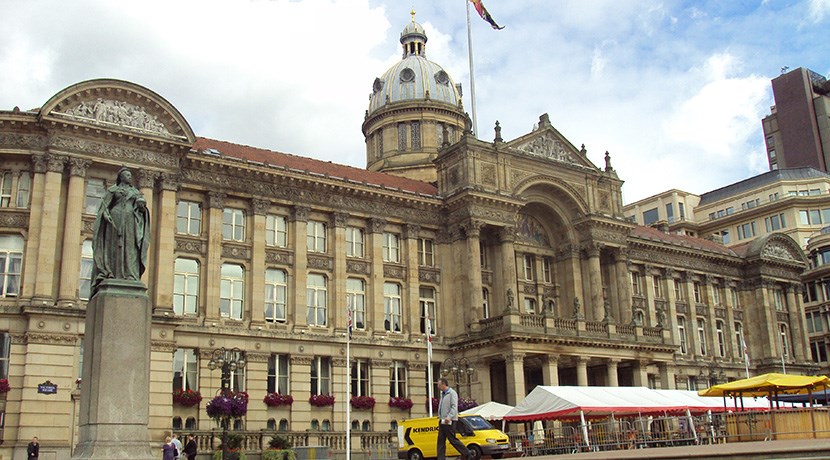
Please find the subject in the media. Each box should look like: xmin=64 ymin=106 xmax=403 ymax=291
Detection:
xmin=397 ymin=415 xmax=511 ymax=460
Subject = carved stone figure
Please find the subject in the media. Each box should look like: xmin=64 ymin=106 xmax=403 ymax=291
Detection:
xmin=506 ymin=288 xmax=515 ymax=311
xmin=91 ymin=167 xmax=150 ymax=296
xmin=603 ymin=299 xmax=613 ymax=321
xmin=572 ymin=297 xmax=583 ymax=319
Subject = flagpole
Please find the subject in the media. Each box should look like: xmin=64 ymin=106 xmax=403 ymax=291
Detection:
xmin=427 ymin=314 xmax=434 ymax=417
xmin=742 ymin=337 xmax=750 ymax=379
xmin=345 ymin=306 xmax=351 ymax=460
xmin=465 ymin=0 xmax=479 ymax=137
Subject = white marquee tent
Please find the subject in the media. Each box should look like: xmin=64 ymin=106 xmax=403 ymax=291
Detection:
xmin=460 ymin=401 xmax=515 ymax=421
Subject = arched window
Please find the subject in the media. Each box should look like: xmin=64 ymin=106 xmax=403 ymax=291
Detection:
xmin=321 ymin=420 xmax=331 ymax=432
xmin=267 ymin=418 xmax=276 ymax=430
xmin=311 ymin=419 xmax=319 ymax=431
xmin=185 ymin=417 xmax=196 ymax=430
xmin=172 ymin=417 xmax=182 ymax=431
xmin=279 ymin=419 xmax=289 ymax=431
xmin=362 ymin=420 xmax=371 ymax=432
xmin=351 ymin=420 xmax=360 ymax=430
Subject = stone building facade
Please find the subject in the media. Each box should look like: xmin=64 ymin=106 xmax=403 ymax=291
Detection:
xmin=0 ymin=17 xmax=815 ymax=460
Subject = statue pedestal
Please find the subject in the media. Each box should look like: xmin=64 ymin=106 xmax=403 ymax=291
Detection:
xmin=72 ymin=279 xmax=155 ymax=460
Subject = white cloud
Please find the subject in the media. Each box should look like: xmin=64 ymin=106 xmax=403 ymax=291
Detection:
xmin=808 ymin=0 xmax=830 ymax=22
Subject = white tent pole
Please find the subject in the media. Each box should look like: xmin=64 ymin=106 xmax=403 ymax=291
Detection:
xmin=687 ymin=408 xmax=698 ymax=444
xmin=580 ymin=410 xmax=590 ymax=449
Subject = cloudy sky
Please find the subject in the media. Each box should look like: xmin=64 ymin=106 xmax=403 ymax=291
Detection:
xmin=1 ymin=0 xmax=828 ymax=203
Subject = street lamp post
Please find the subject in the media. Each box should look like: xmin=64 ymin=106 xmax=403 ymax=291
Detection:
xmin=440 ymin=357 xmax=475 ymax=400
xmin=207 ymin=347 xmax=246 ymax=460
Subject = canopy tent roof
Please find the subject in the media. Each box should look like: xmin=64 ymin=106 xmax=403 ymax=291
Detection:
xmin=502 ymin=386 xmax=769 ymax=422
xmin=460 ymin=401 xmax=514 ymax=420
xmin=698 ymin=373 xmax=830 ymax=397
xmin=773 ymin=388 xmax=830 ymax=404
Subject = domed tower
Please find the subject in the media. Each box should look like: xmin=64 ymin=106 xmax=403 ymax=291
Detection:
xmin=362 ymin=12 xmax=468 ymax=183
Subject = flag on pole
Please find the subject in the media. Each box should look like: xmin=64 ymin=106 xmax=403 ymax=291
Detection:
xmin=347 ymin=306 xmax=353 ymax=340
xmin=742 ymin=337 xmax=750 ymax=366
xmin=426 ymin=312 xmax=434 ymax=417
xmin=470 ymin=0 xmax=504 ymax=30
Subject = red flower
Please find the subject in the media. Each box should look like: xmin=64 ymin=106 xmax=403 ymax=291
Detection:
xmin=172 ymin=389 xmax=203 ymax=407
xmin=309 ymin=394 xmax=335 ymax=407
xmin=350 ymin=396 xmax=376 ymax=410
xmin=0 ymin=379 xmax=10 ymax=394
xmin=263 ymin=393 xmax=294 ymax=407
xmin=389 ymin=397 xmax=413 ymax=410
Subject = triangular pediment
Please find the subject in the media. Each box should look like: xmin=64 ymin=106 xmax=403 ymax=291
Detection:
xmin=39 ymin=79 xmax=195 ymax=144
xmin=505 ymin=114 xmax=599 ymax=170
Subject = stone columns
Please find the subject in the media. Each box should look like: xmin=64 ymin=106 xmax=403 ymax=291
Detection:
xmin=556 ymin=244 xmax=582 ymax=315
xmin=475 ymin=360 xmax=492 ymax=404
xmin=204 ymin=192 xmax=226 ymax=320
xmin=408 ymin=362 xmax=428 ymax=416
xmin=496 ymin=226 xmax=517 ymax=312
xmin=504 ymin=353 xmax=526 ymax=406
xmin=606 ymin=359 xmax=619 ymax=387
xmin=658 ymin=363 xmax=676 ymax=390
xmin=632 ymin=360 xmax=649 ymax=387
xmin=367 ymin=218 xmax=386 ymax=334
xmin=786 ymin=284 xmax=807 ymax=361
xmin=615 ymin=250 xmax=631 ymax=324
xmin=464 ymin=221 xmax=484 ymax=325
xmin=152 ymin=174 xmax=178 ymax=314
xmin=57 ymin=158 xmax=91 ymax=307
xmin=291 ymin=206 xmax=310 ymax=326
xmin=575 ymin=357 xmax=589 ymax=386
xmin=21 ymin=155 xmax=48 ymax=300
xmin=371 ymin=359 xmax=392 ymax=420
xmin=33 ymin=154 xmax=66 ymax=303
xmin=136 ymin=170 xmax=157 ymax=287
xmin=542 ymin=354 xmax=559 ymax=387
xmin=331 ymin=357 xmax=349 ymax=429
xmin=249 ymin=199 xmax=270 ymax=325
xmin=585 ymin=244 xmax=603 ymax=321
xmin=290 ymin=356 xmax=312 ymax=429
xmin=332 ymin=212 xmax=350 ymax=333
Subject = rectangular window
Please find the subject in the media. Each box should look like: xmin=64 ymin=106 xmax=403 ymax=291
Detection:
xmin=712 ymin=286 xmax=721 ymax=306
xmin=346 ymin=278 xmax=366 ymax=329
xmin=265 ymin=268 xmax=287 ymax=322
xmin=665 ymin=203 xmax=674 ymax=222
xmin=1 ymin=172 xmax=13 ymax=207
xmin=697 ymin=319 xmax=707 ymax=356
xmin=351 ymin=360 xmax=370 ymax=397
xmin=346 ymin=227 xmax=364 ymax=258
xmin=266 ymin=215 xmax=288 ymax=247
xmin=220 ymin=263 xmax=244 ymax=319
xmin=734 ymin=323 xmax=744 ymax=359
xmin=15 ymin=172 xmax=31 ymax=208
xmin=383 ymin=233 xmax=400 ymax=262
xmin=176 ymin=201 xmax=202 ymax=236
xmin=479 ymin=241 xmax=488 ymax=269
xmin=631 ymin=272 xmax=642 ymax=295
xmin=811 ymin=209 xmax=822 ymax=225
xmin=222 ymin=208 xmax=246 ymax=242
xmin=311 ymin=356 xmax=331 ymax=395
xmin=389 ymin=361 xmax=407 ymax=398
xmin=306 ymin=274 xmax=327 ymax=326
xmin=765 ymin=213 xmax=786 ymax=232
xmin=384 ymin=282 xmax=402 ymax=332
xmin=643 ymin=207 xmax=659 ymax=225
xmin=418 ymin=238 xmax=434 ymax=266
xmin=716 ymin=321 xmax=726 ymax=357
xmin=419 ymin=286 xmax=436 ymax=335
xmin=720 ymin=230 xmax=731 ymax=244
xmin=674 ymin=279 xmax=684 ymax=301
xmin=653 ymin=275 xmax=663 ymax=298
xmin=523 ymin=254 xmax=534 ymax=281
xmin=773 ymin=287 xmax=786 ymax=311
xmin=173 ymin=348 xmax=198 ymax=391
xmin=306 ymin=221 xmax=327 ymax=253
xmin=174 ymin=258 xmax=200 ymax=315
xmin=79 ymin=240 xmax=94 ymax=300
xmin=524 ymin=297 xmax=537 ymax=314
xmin=693 ymin=282 xmax=702 ymax=303
xmin=811 ymin=341 xmax=828 ymax=363
xmin=780 ymin=325 xmax=791 ymax=358
xmin=84 ymin=178 xmax=106 ymax=214
xmin=737 ymin=221 xmax=757 ymax=240
xmin=731 ymin=287 xmax=739 ymax=308
xmin=542 ymin=257 xmax=552 ymax=283
xmin=411 ymin=121 xmax=421 ymax=150
xmin=678 ymin=203 xmax=685 ymax=219
xmin=0 ymin=235 xmax=24 ymax=298
xmin=397 ymin=123 xmax=407 ymax=151
xmin=482 ymin=288 xmax=490 ymax=319
xmin=677 ymin=317 xmax=687 ymax=354
xmin=267 ymin=354 xmax=290 ymax=394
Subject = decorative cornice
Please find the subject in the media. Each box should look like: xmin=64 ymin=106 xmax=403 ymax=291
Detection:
xmin=346 ymin=260 xmax=370 ymax=275
xmin=49 ymin=136 xmax=179 ymax=169
xmin=252 ymin=198 xmax=271 ymax=216
xmin=291 ymin=206 xmax=309 ymax=223
xmin=207 ymin=191 xmax=226 ymax=209
xmin=369 ymin=218 xmax=387 ymax=234
xmin=151 ymin=340 xmax=178 ymax=353
xmin=175 ymin=237 xmax=206 ymax=255
xmin=419 ymin=268 xmax=441 ymax=284
xmin=308 ymin=255 xmax=334 ymax=271
xmin=332 ymin=212 xmax=350 ymax=228
xmin=0 ymin=210 xmax=29 ymax=229
xmin=26 ymin=332 xmax=78 ymax=345
xmin=222 ymin=244 xmax=251 ymax=261
xmin=384 ymin=264 xmax=406 ymax=280
xmin=290 ymin=355 xmax=313 ymax=365
xmin=246 ymin=352 xmax=270 ymax=363
xmin=68 ymin=158 xmax=92 ymax=177
xmin=266 ymin=250 xmax=294 ymax=266
xmin=136 ymin=170 xmax=158 ymax=189
xmin=403 ymin=224 xmax=421 ymax=240
xmin=158 ymin=172 xmax=180 ymax=191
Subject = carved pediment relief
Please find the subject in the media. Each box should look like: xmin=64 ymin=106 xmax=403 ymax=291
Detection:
xmin=58 ymin=99 xmax=172 ymax=137
xmin=514 ymin=132 xmax=578 ymax=164
xmin=762 ymin=241 xmax=800 ymax=262
xmin=516 ymin=213 xmax=551 ymax=248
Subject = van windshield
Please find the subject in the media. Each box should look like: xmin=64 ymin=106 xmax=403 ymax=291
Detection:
xmin=462 ymin=416 xmax=495 ymax=430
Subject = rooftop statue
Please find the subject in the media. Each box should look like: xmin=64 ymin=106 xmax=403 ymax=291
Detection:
xmin=91 ymin=167 xmax=150 ymax=296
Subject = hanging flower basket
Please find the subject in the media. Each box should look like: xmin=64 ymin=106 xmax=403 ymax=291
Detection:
xmin=350 ymin=396 xmax=376 ymax=410
xmin=459 ymin=398 xmax=478 ymax=412
xmin=263 ymin=393 xmax=294 ymax=407
xmin=427 ymin=397 xmax=439 ymax=413
xmin=309 ymin=394 xmax=335 ymax=407
xmin=173 ymin=389 xmax=203 ymax=407
xmin=389 ymin=397 xmax=413 ymax=410
xmin=206 ymin=390 xmax=248 ymax=428
xmin=0 ymin=379 xmax=9 ymax=394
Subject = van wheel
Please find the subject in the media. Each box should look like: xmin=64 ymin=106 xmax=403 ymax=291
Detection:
xmin=407 ymin=449 xmax=423 ymax=460
xmin=469 ymin=445 xmax=483 ymax=460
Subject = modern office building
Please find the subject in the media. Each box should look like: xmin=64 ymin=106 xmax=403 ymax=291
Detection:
xmin=802 ymin=228 xmax=830 ymax=376
xmin=0 ymin=16 xmax=814 ymax=459
xmin=763 ymin=67 xmax=830 ymax=171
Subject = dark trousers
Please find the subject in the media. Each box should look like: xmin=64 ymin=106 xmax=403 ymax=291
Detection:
xmin=437 ymin=421 xmax=470 ymax=460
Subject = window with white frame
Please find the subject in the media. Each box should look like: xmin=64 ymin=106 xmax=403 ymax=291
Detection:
xmin=731 ymin=287 xmax=740 ymax=308
xmin=389 ymin=361 xmax=407 ymax=398
xmin=267 ymin=354 xmax=290 ymax=394
xmin=346 ymin=278 xmax=365 ymax=329
xmin=677 ymin=316 xmax=687 ymax=354
xmin=225 ymin=350 xmax=246 ymax=392
xmin=307 ymin=221 xmax=327 ymax=253
xmin=482 ymin=288 xmax=490 ymax=319
xmin=480 ymin=241 xmax=488 ymax=269
xmin=220 ymin=263 xmax=244 ymax=319
xmin=419 ymin=286 xmax=436 ymax=335
xmin=222 ymin=208 xmax=246 ymax=242
xmin=84 ymin=178 xmax=106 ymax=214
xmin=176 ymin=201 xmax=202 ymax=236
xmin=674 ymin=279 xmax=684 ymax=301
xmin=773 ymin=287 xmax=786 ymax=311
xmin=351 ymin=360 xmax=370 ymax=396
xmin=0 ymin=235 xmax=24 ymax=297
xmin=384 ymin=282 xmax=402 ymax=332
xmin=653 ymin=276 xmax=663 ymax=298
xmin=306 ymin=274 xmax=328 ymax=327
xmin=716 ymin=320 xmax=726 ymax=357
xmin=631 ymin=272 xmax=642 ymax=295
xmin=697 ymin=319 xmax=707 ymax=355
xmin=693 ymin=282 xmax=702 ymax=303
xmin=311 ymin=356 xmax=331 ymax=395
xmin=265 ymin=268 xmax=287 ymax=322
xmin=524 ymin=297 xmax=537 ymax=314
xmin=0 ymin=332 xmax=9 ymax=379
xmin=780 ymin=324 xmax=791 ymax=359
xmin=79 ymin=240 xmax=94 ymax=300
xmin=173 ymin=348 xmax=198 ymax=391
xmin=712 ymin=286 xmax=721 ymax=305
xmin=15 ymin=172 xmax=31 ymax=208
xmin=418 ymin=238 xmax=434 ymax=266
xmin=383 ymin=233 xmax=400 ymax=262
xmin=266 ymin=215 xmax=288 ymax=247
xmin=542 ymin=257 xmax=552 ymax=283
xmin=523 ymin=254 xmax=534 ymax=281
xmin=0 ymin=172 xmax=12 ymax=207
xmin=173 ymin=258 xmax=199 ymax=315
xmin=345 ymin=227 xmax=364 ymax=258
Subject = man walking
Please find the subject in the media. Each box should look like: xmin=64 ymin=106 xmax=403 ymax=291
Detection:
xmin=171 ymin=433 xmax=183 ymax=460
xmin=437 ymin=378 xmax=472 ymax=460
xmin=27 ymin=436 xmax=40 ymax=460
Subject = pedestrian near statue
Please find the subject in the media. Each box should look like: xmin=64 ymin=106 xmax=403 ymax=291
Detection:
xmin=27 ymin=436 xmax=39 ymax=459
xmin=437 ymin=377 xmax=473 ymax=460
xmin=90 ymin=166 xmax=150 ymax=297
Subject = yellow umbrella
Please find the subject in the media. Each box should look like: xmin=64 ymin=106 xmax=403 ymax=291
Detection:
xmin=698 ymin=373 xmax=829 ymax=398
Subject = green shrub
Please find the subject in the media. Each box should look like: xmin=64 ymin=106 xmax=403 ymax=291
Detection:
xmin=262 ymin=450 xmax=295 ymax=460
xmin=212 ymin=451 xmax=247 ymax=460
xmin=268 ymin=435 xmax=292 ymax=450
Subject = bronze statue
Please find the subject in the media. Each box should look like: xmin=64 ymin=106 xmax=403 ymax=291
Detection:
xmin=91 ymin=167 xmax=150 ymax=296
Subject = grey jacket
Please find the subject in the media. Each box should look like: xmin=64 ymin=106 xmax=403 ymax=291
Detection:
xmin=438 ymin=386 xmax=459 ymax=421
